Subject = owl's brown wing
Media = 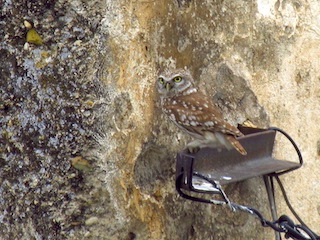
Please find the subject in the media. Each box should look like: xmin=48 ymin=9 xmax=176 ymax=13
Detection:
xmin=164 ymin=91 xmax=243 ymax=137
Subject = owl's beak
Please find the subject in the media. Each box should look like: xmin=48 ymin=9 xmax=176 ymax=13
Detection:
xmin=165 ymin=82 xmax=172 ymax=91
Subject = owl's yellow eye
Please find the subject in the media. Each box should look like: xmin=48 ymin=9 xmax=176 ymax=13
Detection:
xmin=158 ymin=77 xmax=164 ymax=84
xmin=173 ymin=76 xmax=182 ymax=82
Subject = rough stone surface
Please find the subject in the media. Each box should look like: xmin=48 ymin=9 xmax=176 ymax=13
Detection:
xmin=1 ymin=0 xmax=319 ymax=239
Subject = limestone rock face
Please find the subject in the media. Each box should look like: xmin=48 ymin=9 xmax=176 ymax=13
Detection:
xmin=1 ymin=0 xmax=319 ymax=239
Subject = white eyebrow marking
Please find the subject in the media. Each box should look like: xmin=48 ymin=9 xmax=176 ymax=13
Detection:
xmin=183 ymin=88 xmax=197 ymax=95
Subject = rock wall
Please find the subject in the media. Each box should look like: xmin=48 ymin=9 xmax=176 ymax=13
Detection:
xmin=1 ymin=0 xmax=319 ymax=239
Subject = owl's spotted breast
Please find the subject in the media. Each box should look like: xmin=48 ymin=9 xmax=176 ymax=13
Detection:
xmin=162 ymin=87 xmax=242 ymax=137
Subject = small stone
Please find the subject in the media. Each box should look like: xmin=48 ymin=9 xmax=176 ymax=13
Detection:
xmin=85 ymin=216 xmax=99 ymax=226
xmin=73 ymin=40 xmax=82 ymax=46
xmin=83 ymin=110 xmax=91 ymax=117
xmin=23 ymin=42 xmax=30 ymax=50
xmin=24 ymin=20 xmax=32 ymax=29
xmin=7 ymin=120 xmax=13 ymax=127
xmin=68 ymin=173 xmax=77 ymax=179
xmin=84 ymin=100 xmax=95 ymax=108
xmin=71 ymin=156 xmax=92 ymax=171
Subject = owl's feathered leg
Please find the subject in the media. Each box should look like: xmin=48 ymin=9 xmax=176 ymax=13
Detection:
xmin=186 ymin=133 xmax=221 ymax=153
xmin=186 ymin=140 xmax=222 ymax=153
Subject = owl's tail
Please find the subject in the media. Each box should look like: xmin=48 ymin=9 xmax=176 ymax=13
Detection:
xmin=225 ymin=135 xmax=247 ymax=155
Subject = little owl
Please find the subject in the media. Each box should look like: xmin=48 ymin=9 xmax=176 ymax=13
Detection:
xmin=156 ymin=69 xmax=247 ymax=155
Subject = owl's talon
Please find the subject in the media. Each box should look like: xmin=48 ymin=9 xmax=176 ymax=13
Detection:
xmin=187 ymin=146 xmax=200 ymax=153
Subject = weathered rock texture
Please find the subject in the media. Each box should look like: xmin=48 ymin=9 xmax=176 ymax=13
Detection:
xmin=1 ymin=0 xmax=319 ymax=239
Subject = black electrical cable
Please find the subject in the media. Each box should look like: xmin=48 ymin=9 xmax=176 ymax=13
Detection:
xmin=268 ymin=127 xmax=319 ymax=238
xmin=268 ymin=127 xmax=303 ymax=175
xmin=175 ymin=173 xmax=216 ymax=204
xmin=264 ymin=175 xmax=281 ymax=240
xmin=277 ymin=215 xmax=319 ymax=240
xmin=274 ymin=176 xmax=320 ymax=239
xmin=175 ymin=127 xmax=320 ymax=240
xmin=176 ymin=171 xmax=320 ymax=240
xmin=274 ymin=176 xmax=306 ymax=227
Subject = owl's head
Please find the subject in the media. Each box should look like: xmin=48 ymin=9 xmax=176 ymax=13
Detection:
xmin=156 ymin=69 xmax=194 ymax=97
